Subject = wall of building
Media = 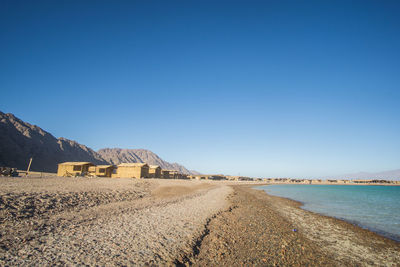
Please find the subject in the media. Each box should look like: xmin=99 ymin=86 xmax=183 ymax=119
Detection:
xmin=57 ymin=164 xmax=91 ymax=177
xmin=149 ymin=168 xmax=161 ymax=178
xmin=96 ymin=167 xmax=114 ymax=177
xmin=115 ymin=166 xmax=149 ymax=178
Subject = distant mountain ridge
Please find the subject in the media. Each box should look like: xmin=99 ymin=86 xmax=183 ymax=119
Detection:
xmin=0 ymin=111 xmax=108 ymax=172
xmin=97 ymin=148 xmax=196 ymax=175
xmin=0 ymin=111 xmax=198 ymax=174
xmin=326 ymin=169 xmax=400 ymax=180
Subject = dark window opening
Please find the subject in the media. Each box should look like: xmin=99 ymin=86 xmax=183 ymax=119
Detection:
xmin=73 ymin=166 xmax=81 ymax=171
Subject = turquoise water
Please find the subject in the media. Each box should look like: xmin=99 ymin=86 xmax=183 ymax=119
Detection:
xmin=257 ymin=184 xmax=400 ymax=241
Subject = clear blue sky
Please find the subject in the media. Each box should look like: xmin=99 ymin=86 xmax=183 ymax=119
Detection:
xmin=1 ymin=0 xmax=399 ymax=178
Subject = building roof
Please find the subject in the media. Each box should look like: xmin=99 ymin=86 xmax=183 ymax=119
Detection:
xmin=96 ymin=165 xmax=115 ymax=168
xmin=118 ymin=163 xmax=149 ymax=167
xmin=58 ymin=162 xmax=94 ymax=166
xmin=149 ymin=165 xmax=161 ymax=169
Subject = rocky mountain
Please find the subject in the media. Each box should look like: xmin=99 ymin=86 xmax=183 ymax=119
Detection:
xmin=0 ymin=111 xmax=198 ymax=175
xmin=0 ymin=111 xmax=109 ymax=172
xmin=97 ymin=148 xmax=196 ymax=175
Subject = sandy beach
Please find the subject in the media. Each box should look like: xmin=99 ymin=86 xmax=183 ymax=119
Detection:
xmin=1 ymin=177 xmax=399 ymax=266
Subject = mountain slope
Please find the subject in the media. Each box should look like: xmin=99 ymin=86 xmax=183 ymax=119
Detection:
xmin=0 ymin=111 xmax=198 ymax=175
xmin=0 ymin=111 xmax=108 ymax=172
xmin=97 ymin=148 xmax=196 ymax=175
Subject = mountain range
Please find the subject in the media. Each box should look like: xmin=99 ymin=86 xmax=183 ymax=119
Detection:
xmin=0 ymin=111 xmax=198 ymax=174
xmin=97 ymin=148 xmax=198 ymax=175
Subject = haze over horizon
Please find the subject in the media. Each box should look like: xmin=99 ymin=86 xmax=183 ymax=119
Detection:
xmin=1 ymin=0 xmax=399 ymax=178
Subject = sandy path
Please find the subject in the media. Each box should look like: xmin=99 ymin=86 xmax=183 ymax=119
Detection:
xmin=0 ymin=177 xmax=232 ymax=266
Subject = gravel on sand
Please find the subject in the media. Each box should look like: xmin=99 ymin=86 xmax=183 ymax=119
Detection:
xmin=187 ymin=185 xmax=400 ymax=267
xmin=1 ymin=178 xmax=399 ymax=266
xmin=0 ymin=177 xmax=231 ymax=266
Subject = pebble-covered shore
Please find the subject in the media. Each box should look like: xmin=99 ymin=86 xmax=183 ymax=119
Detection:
xmin=1 ymin=177 xmax=399 ymax=266
xmin=0 ymin=177 xmax=231 ymax=265
xmin=186 ymin=185 xmax=400 ymax=266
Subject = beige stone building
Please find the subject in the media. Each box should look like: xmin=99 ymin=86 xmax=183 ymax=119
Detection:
xmin=148 ymin=165 xmax=162 ymax=178
xmin=168 ymin=170 xmax=179 ymax=179
xmin=88 ymin=165 xmax=116 ymax=177
xmin=161 ymin=170 xmax=170 ymax=179
xmin=112 ymin=163 xmax=149 ymax=178
xmin=57 ymin=162 xmax=94 ymax=177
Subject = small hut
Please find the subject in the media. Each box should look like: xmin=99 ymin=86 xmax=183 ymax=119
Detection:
xmin=168 ymin=170 xmax=179 ymax=179
xmin=162 ymin=170 xmax=170 ymax=179
xmin=88 ymin=165 xmax=116 ymax=177
xmin=148 ymin=165 xmax=162 ymax=178
xmin=113 ymin=163 xmax=149 ymax=178
xmin=209 ymin=175 xmax=226 ymax=180
xmin=57 ymin=162 xmax=94 ymax=177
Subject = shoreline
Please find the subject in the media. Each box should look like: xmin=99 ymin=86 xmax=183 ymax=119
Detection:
xmin=11 ymin=172 xmax=400 ymax=186
xmin=254 ymin=184 xmax=400 ymax=243
xmin=251 ymin=185 xmax=400 ymax=265
xmin=189 ymin=184 xmax=400 ymax=266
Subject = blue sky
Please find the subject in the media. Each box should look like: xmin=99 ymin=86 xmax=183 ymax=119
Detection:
xmin=1 ymin=0 xmax=399 ymax=177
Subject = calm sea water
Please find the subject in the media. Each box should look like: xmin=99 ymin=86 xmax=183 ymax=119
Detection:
xmin=257 ymin=184 xmax=400 ymax=241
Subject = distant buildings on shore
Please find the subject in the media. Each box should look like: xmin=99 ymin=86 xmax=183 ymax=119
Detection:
xmin=55 ymin=162 xmax=256 ymax=180
xmin=56 ymin=161 xmax=191 ymax=179
xmin=53 ymin=162 xmax=400 ymax=184
xmin=261 ymin=178 xmax=400 ymax=185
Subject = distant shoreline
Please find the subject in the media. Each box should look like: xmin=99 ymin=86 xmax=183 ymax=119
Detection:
xmin=10 ymin=170 xmax=400 ymax=186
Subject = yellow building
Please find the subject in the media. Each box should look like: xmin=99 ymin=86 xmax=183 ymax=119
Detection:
xmin=88 ymin=165 xmax=116 ymax=177
xmin=57 ymin=162 xmax=94 ymax=177
xmin=168 ymin=170 xmax=179 ymax=179
xmin=162 ymin=170 xmax=170 ymax=179
xmin=113 ymin=163 xmax=149 ymax=178
xmin=148 ymin=165 xmax=162 ymax=178
xmin=193 ymin=175 xmax=208 ymax=180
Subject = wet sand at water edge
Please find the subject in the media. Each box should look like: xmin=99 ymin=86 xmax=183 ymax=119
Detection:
xmin=1 ymin=177 xmax=399 ymax=266
xmin=187 ymin=185 xmax=400 ymax=266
